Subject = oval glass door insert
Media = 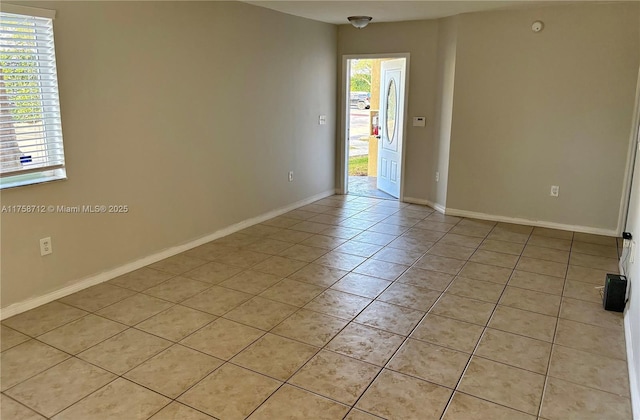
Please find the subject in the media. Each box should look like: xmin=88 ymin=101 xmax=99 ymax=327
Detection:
xmin=386 ymin=78 xmax=398 ymax=143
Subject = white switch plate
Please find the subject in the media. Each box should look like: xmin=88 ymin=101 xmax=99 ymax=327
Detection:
xmin=288 ymin=171 xmax=293 ymax=182
xmin=435 ymin=171 xmax=440 ymax=182
xmin=412 ymin=117 xmax=426 ymax=127
xmin=318 ymin=115 xmax=326 ymax=125
xmin=550 ymin=185 xmax=559 ymax=197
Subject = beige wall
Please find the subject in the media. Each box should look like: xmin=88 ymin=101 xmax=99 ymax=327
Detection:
xmin=0 ymin=1 xmax=337 ymax=308
xmin=337 ymin=20 xmax=440 ymax=200
xmin=447 ymin=2 xmax=639 ymax=230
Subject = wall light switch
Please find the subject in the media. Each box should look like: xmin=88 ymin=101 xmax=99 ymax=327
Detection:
xmin=319 ymin=115 xmax=326 ymax=125
xmin=412 ymin=117 xmax=426 ymax=127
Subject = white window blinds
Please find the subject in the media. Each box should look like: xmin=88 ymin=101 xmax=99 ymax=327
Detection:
xmin=0 ymin=9 xmax=65 ymax=183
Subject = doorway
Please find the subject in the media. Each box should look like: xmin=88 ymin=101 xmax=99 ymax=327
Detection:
xmin=341 ymin=54 xmax=409 ymax=201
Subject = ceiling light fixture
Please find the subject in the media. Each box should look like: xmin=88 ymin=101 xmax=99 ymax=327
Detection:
xmin=348 ymin=16 xmax=372 ymax=29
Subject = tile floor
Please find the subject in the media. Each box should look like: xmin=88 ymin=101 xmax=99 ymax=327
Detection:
xmin=348 ymin=176 xmax=396 ymax=200
xmin=0 ymin=195 xmax=631 ymax=419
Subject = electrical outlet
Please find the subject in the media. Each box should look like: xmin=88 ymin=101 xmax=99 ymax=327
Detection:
xmin=40 ymin=237 xmax=52 ymax=256
xmin=288 ymin=171 xmax=293 ymax=182
xmin=435 ymin=171 xmax=440 ymax=182
xmin=550 ymin=185 xmax=559 ymax=197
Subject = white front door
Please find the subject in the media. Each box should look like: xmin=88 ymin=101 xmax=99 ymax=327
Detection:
xmin=377 ymin=59 xmax=406 ymax=199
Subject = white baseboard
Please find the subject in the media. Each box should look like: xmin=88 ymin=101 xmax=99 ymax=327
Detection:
xmin=625 ymin=313 xmax=640 ymax=419
xmin=444 ymin=207 xmax=618 ymax=237
xmin=0 ymin=189 xmax=335 ymax=320
xmin=403 ymin=196 xmax=446 ymax=214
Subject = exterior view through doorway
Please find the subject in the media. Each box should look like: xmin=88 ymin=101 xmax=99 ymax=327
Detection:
xmin=342 ymin=55 xmax=408 ymax=201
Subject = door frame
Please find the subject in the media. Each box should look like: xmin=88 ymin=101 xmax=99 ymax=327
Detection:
xmin=339 ymin=53 xmax=410 ymax=200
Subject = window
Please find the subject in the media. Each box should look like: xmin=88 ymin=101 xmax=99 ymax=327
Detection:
xmin=0 ymin=6 xmax=65 ymax=189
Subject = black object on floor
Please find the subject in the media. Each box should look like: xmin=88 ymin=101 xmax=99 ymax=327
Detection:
xmin=603 ymin=274 xmax=627 ymax=312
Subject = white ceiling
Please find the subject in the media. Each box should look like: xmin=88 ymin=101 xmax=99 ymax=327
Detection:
xmin=243 ymin=1 xmax=573 ymax=25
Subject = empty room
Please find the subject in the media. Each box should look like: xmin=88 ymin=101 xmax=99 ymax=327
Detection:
xmin=1 ymin=1 xmax=640 ymax=419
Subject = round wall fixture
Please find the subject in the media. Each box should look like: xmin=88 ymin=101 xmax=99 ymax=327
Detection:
xmin=531 ymin=21 xmax=544 ymax=33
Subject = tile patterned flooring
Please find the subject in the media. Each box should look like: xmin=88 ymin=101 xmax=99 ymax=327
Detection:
xmin=0 ymin=194 xmax=631 ymax=419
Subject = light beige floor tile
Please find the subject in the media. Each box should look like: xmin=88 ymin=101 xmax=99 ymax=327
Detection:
xmin=314 ymin=251 xmax=367 ymax=271
xmin=53 ymin=378 xmax=170 ymax=420
xmin=443 ymin=392 xmax=535 ymax=420
xmin=334 ymin=241 xmax=384 ymax=258
xmin=2 ymin=302 xmax=88 ymax=337
xmin=213 ymin=233 xmax=261 ymax=248
xmin=431 ymin=294 xmax=495 ymax=326
xmin=411 ymin=314 xmax=484 ymax=353
xmin=270 ymin=229 xmax=316 ymax=243
xmin=371 ymin=246 xmax=424 ymax=265
xmin=125 ymin=344 xmax=222 ymax=398
xmin=554 ymin=318 xmax=626 ymax=360
xmin=479 ymin=239 xmax=525 ymax=256
xmin=288 ymin=263 xmax=347 ymax=287
xmin=178 ymin=363 xmax=280 ymax=420
xmin=415 ymin=220 xmax=456 ymax=232
xmin=218 ymin=270 xmax=282 ymax=295
xmin=224 ymin=297 xmax=298 ymax=330
xmin=6 ymin=358 xmax=115 ymax=417
xmin=508 ymin=270 xmax=565 ymax=295
xmin=563 ymin=279 xmax=602 ymax=303
xmin=388 ymin=236 xmax=435 ymax=253
xmin=271 ymin=309 xmax=348 ymax=347
xmin=0 ymin=325 xmax=29 ymax=351
xmin=1 ymin=394 xmax=46 ymax=420
xmin=58 ymin=284 xmax=136 ymax=313
xmin=241 ymin=224 xmax=284 ymax=237
xmin=290 ymin=220 xmax=332 ymax=234
xmin=344 ymin=409 xmax=381 ymax=420
xmin=260 ymin=279 xmax=325 ymax=306
xmin=458 ymin=357 xmax=545 ymax=415
xmin=457 ymin=262 xmax=513 ymax=284
xmin=180 ymin=286 xmax=253 ymax=316
xmin=1 ymin=340 xmax=70 ymax=391
xmin=515 ymin=257 xmax=567 ymax=278
xmin=244 ymin=238 xmax=295 ymax=255
xmin=566 ymin=264 xmax=609 ymax=285
xmin=318 ymin=226 xmax=363 ymax=240
xmin=573 ymin=232 xmax=618 ymax=246
xmin=527 ymin=235 xmax=572 ymax=251
xmin=143 ymin=277 xmax=211 ymax=303
xmin=109 ymin=267 xmax=173 ymax=291
xmin=261 ymin=216 xmax=300 ymax=229
xmin=549 ymin=345 xmax=629 ymax=396
xmin=96 ymin=294 xmax=174 ymax=326
xmin=303 ymin=290 xmax=372 ymax=320
xmin=352 ymin=231 xmax=397 ymax=246
xmin=415 ymin=254 xmax=466 ymax=275
xmin=326 ymin=322 xmax=404 ymax=366
xmin=377 ymin=282 xmax=441 ymax=311
xmin=278 ymin=244 xmax=328 ymax=262
xmin=149 ymin=402 xmax=214 ymax=420
xmin=522 ymin=245 xmax=570 ymax=263
xmin=450 ymin=224 xmax=492 ymax=239
xmin=489 ymin=305 xmax=556 ymax=342
xmin=38 ymin=314 xmax=127 ymax=354
xmin=180 ymin=318 xmax=263 ymax=360
xmin=499 ymin=286 xmax=561 ymax=316
xmin=148 ymin=254 xmax=207 ymax=275
xmin=78 ymin=329 xmax=172 ymax=375
xmin=426 ymin=243 xmax=475 ymax=260
xmin=397 ymin=267 xmax=454 ymax=291
xmin=571 ymin=241 xmax=618 ymax=258
xmin=249 ymin=385 xmax=349 ymax=419
xmin=540 ymin=377 xmax=632 ymax=420
xmin=289 ymin=350 xmax=380 ymax=405
xmin=252 ymin=256 xmax=308 ymax=277
xmin=439 ymin=233 xmax=484 ymax=248
xmin=532 ymin=227 xmax=572 ymax=240
xmin=299 ymin=234 xmax=347 ymax=250
xmin=569 ymin=253 xmax=619 ymax=272
xmin=486 ymin=229 xmax=529 ymax=244
xmin=356 ymin=369 xmax=452 ymax=419
xmin=183 ymin=243 xmax=236 ymax=260
xmin=354 ymin=301 xmax=424 ymax=335
xmin=476 ymin=328 xmax=551 ymax=374
xmin=210 ymin=249 xmax=272 ymax=268
xmin=331 ymin=273 xmax=391 ymax=298
xmin=354 ymin=259 xmax=409 ymax=280
xmin=388 ymin=339 xmax=469 ymax=387
xmin=446 ymin=277 xmax=505 ymax=303
xmin=182 ymin=262 xmax=244 ymax=284
xmin=470 ymin=250 xmax=519 ymax=268
xmin=284 ymin=210 xmax=318 ymax=221
xmin=559 ymin=297 xmax=623 ymax=329
xmin=231 ymin=334 xmax=318 ymax=381
xmin=135 ymin=305 xmax=215 ymax=341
